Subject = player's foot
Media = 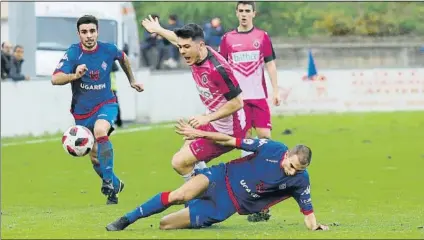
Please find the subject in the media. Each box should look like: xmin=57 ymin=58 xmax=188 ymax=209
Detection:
xmin=105 ymin=216 xmax=131 ymax=231
xmin=106 ymin=180 xmax=125 ymax=205
xmin=101 ymin=179 xmax=114 ymax=196
xmin=247 ymin=209 xmax=271 ymax=222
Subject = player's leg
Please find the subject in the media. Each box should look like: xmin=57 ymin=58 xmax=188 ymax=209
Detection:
xmin=89 ymin=142 xmax=124 ymax=204
xmin=162 ymin=163 xmax=236 ymax=230
xmin=253 ymin=99 xmax=272 ymax=139
xmin=247 ymin=99 xmax=273 ymax=222
xmin=173 ymin=130 xmax=233 ymax=182
xmin=112 ymin=90 xmax=123 ymax=128
xmin=241 ymin=100 xmax=255 ymax=157
xmin=93 ymin=103 xmax=120 ymax=197
xmin=105 ymin=174 xmax=210 ymax=231
xmin=171 ymin=139 xmax=198 ymax=182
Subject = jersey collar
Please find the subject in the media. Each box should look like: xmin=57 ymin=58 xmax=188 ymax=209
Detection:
xmin=79 ymin=42 xmax=99 ymax=54
xmin=195 ymin=47 xmax=212 ymax=66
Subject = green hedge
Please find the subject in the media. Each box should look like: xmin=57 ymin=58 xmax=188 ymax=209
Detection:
xmin=133 ymin=2 xmax=424 ymax=37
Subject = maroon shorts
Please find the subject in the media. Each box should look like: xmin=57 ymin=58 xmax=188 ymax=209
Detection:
xmin=244 ymin=99 xmax=272 ymax=130
xmin=189 ymin=123 xmax=245 ymax=163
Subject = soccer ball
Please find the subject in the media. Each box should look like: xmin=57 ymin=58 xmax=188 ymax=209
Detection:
xmin=62 ymin=125 xmax=95 ymax=157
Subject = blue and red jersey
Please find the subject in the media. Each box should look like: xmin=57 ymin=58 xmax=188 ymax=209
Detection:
xmin=53 ymin=41 xmax=124 ymax=120
xmin=225 ymin=138 xmax=314 ymax=216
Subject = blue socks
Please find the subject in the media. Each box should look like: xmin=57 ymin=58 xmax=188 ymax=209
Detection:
xmin=96 ymin=136 xmax=114 ymax=181
xmin=92 ymin=164 xmax=121 ymax=190
xmin=125 ymin=192 xmax=171 ymax=223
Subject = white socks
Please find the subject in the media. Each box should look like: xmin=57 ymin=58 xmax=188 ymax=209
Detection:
xmin=182 ymin=161 xmax=208 ymax=182
xmin=194 ymin=161 xmax=207 ymax=170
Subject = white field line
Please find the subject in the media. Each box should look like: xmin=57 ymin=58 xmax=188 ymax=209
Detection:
xmin=1 ymin=124 xmax=175 ymax=148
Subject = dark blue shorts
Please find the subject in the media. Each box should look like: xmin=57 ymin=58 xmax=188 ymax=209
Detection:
xmin=74 ymin=103 xmax=118 ymax=135
xmin=188 ymin=163 xmax=237 ymax=228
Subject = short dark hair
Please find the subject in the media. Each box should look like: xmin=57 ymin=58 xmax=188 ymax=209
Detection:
xmin=174 ymin=23 xmax=204 ymax=41
xmin=291 ymin=145 xmax=312 ymax=166
xmin=169 ymin=14 xmax=178 ymax=21
xmin=14 ymin=45 xmax=23 ymax=52
xmin=236 ymin=1 xmax=256 ymax=11
xmin=77 ymin=15 xmax=98 ymax=31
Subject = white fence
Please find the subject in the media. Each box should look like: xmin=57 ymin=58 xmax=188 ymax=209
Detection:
xmin=2 ymin=68 xmax=423 ymax=137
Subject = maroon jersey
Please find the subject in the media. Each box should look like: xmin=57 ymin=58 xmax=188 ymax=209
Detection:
xmin=219 ymin=27 xmax=276 ymax=100
xmin=191 ymin=47 xmax=246 ymax=135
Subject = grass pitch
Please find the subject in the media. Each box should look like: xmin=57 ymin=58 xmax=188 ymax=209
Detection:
xmin=2 ymin=112 xmax=424 ymax=239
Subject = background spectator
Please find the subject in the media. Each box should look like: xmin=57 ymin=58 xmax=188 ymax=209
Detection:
xmin=163 ymin=14 xmax=182 ymax=69
xmin=140 ymin=14 xmax=166 ymax=70
xmin=1 ymin=41 xmax=13 ymax=80
xmin=204 ymin=17 xmax=225 ymax=50
xmin=9 ymin=45 xmax=30 ymax=81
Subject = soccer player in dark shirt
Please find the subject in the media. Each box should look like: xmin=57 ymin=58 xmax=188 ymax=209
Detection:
xmin=106 ymin=120 xmax=329 ymax=231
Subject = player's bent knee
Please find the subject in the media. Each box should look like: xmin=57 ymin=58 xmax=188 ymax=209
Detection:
xmin=171 ymin=152 xmax=191 ymax=174
xmin=93 ymin=119 xmax=111 ymax=138
xmin=256 ymin=128 xmax=271 ymax=139
xmin=168 ymin=190 xmax=186 ymax=204
xmin=171 ymin=153 xmax=183 ymax=172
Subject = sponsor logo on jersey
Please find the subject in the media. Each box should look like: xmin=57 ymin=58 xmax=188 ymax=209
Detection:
xmin=243 ymin=139 xmax=254 ymax=144
xmin=89 ymin=70 xmax=100 ymax=81
xmin=201 ymin=74 xmax=208 ymax=84
xmin=231 ymin=50 xmax=260 ymax=63
xmin=253 ymin=40 xmax=261 ymax=49
xmin=301 ymin=185 xmax=311 ymax=195
xmin=101 ymin=61 xmax=108 ymax=71
xmin=196 ymin=85 xmax=213 ymax=100
xmin=240 ymin=180 xmax=260 ymax=198
xmin=80 ymin=83 xmax=106 ymax=90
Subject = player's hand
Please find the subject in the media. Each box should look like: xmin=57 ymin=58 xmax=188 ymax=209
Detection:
xmin=188 ymin=115 xmax=210 ymax=129
xmin=272 ymin=88 xmax=281 ymax=106
xmin=75 ymin=64 xmax=88 ymax=79
xmin=131 ymin=82 xmax=144 ymax=92
xmin=175 ymin=119 xmax=203 ymax=140
xmin=141 ymin=15 xmax=162 ymax=33
xmin=314 ymin=224 xmax=330 ymax=231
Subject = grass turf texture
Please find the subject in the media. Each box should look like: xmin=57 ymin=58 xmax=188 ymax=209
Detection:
xmin=2 ymin=112 xmax=424 ymax=239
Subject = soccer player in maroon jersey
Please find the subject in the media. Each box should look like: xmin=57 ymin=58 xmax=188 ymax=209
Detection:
xmin=141 ymin=16 xmax=247 ymax=183
xmin=219 ymin=1 xmax=281 ymax=222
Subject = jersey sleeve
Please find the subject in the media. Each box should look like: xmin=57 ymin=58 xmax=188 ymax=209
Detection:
xmin=110 ymin=43 xmax=125 ymax=61
xmin=235 ymin=138 xmax=280 ymax=152
xmin=53 ymin=47 xmax=77 ymax=75
xmin=291 ymin=178 xmax=314 ymax=215
xmin=218 ymin=34 xmax=229 ymax=60
xmin=210 ymin=60 xmax=242 ymax=101
xmin=262 ymin=32 xmax=276 ymax=63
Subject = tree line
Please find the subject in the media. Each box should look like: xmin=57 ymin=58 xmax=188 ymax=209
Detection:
xmin=133 ymin=2 xmax=424 ymax=37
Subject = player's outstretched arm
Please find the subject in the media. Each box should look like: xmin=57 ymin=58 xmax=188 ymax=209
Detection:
xmin=141 ymin=15 xmax=178 ymax=46
xmin=175 ymin=119 xmax=236 ymax=146
xmin=304 ymin=213 xmax=329 ymax=231
xmin=117 ymin=53 xmax=143 ymax=92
